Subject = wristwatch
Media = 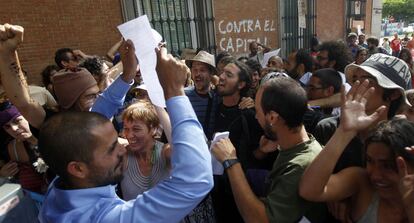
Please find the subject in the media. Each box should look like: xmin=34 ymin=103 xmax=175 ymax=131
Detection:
xmin=222 ymin=158 xmax=239 ymax=170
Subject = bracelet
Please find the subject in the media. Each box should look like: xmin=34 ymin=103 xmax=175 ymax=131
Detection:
xmin=222 ymin=159 xmax=239 ymax=170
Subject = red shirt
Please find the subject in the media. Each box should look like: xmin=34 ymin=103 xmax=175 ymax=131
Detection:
xmin=391 ymin=38 xmax=401 ymax=52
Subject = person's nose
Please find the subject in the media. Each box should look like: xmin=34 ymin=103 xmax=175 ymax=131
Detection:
xmin=10 ymin=123 xmax=19 ymax=132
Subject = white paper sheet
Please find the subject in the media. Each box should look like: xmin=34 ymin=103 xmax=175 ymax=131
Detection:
xmin=117 ymin=15 xmax=166 ymax=107
xmin=210 ymin=131 xmax=230 ymax=175
xmin=261 ymin=49 xmax=281 ymax=68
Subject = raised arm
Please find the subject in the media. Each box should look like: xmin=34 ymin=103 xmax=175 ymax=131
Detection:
xmin=0 ymin=24 xmax=45 ymax=128
xmin=102 ymin=45 xmax=213 ymax=223
xmin=308 ymin=93 xmax=341 ymax=108
xmin=106 ymin=38 xmax=123 ymax=61
xmin=90 ymin=40 xmax=137 ymax=119
xmin=299 ymin=81 xmax=386 ymax=202
xmin=397 ymin=148 xmax=414 ymax=223
xmin=154 ymin=105 xmax=172 ymax=143
xmin=258 ymin=43 xmax=271 ymax=53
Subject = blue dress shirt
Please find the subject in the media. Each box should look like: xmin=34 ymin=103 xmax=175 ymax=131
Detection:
xmin=39 ymin=96 xmax=213 ymax=223
xmin=91 ymin=76 xmax=133 ymax=119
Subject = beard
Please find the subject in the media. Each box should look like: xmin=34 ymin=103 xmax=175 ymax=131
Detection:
xmin=263 ymin=121 xmax=277 ymax=141
xmin=89 ymin=155 xmax=125 ymax=187
xmin=217 ymin=83 xmax=239 ymax=97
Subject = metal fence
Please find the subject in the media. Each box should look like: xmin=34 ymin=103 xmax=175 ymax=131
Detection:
xmin=121 ymin=0 xmax=215 ymax=57
xmin=280 ymin=0 xmax=317 ymax=57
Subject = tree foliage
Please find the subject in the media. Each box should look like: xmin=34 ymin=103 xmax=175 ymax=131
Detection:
xmin=383 ymin=0 xmax=414 ymax=22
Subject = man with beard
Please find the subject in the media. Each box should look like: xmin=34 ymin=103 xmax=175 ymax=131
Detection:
xmin=185 ymin=52 xmax=255 ymax=140
xmin=185 ymin=51 xmax=220 ymax=140
xmin=248 ymin=41 xmax=271 ymax=64
xmin=37 ymin=45 xmax=214 ymax=223
xmin=285 ymin=49 xmax=313 ymax=86
xmin=212 ymin=77 xmax=326 ymax=223
xmin=212 ymin=60 xmax=272 ymax=223
xmin=308 ymin=41 xmax=352 ymax=111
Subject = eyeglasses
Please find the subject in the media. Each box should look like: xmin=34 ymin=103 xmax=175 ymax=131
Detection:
xmin=306 ymin=85 xmax=326 ymax=91
xmin=67 ymin=55 xmax=79 ymax=62
xmin=316 ymin=56 xmax=329 ymax=61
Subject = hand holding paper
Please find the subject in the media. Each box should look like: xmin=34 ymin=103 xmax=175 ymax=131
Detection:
xmin=119 ymin=40 xmax=138 ymax=83
xmin=118 ymin=15 xmax=166 ymax=107
xmin=211 ymin=132 xmax=237 ymax=175
xmin=155 ymin=46 xmax=188 ymax=99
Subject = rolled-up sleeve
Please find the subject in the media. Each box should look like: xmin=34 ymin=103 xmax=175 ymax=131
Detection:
xmin=91 ymin=76 xmax=133 ymax=119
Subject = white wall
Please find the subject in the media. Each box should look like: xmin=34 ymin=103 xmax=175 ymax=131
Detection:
xmin=371 ymin=0 xmax=383 ymax=37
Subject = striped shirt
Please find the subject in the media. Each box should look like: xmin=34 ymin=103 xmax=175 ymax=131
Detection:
xmin=185 ymin=86 xmax=219 ymax=140
xmin=120 ymin=141 xmax=169 ymax=200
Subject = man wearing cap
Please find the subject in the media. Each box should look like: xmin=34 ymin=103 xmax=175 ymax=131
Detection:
xmin=347 ymin=32 xmax=359 ymax=59
xmin=358 ymin=33 xmax=368 ymax=49
xmin=315 ymin=53 xmax=412 ymax=172
xmin=0 ymin=24 xmax=137 ymax=130
xmin=185 ymin=50 xmax=220 ymax=140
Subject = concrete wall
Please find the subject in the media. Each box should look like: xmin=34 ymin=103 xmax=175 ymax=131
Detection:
xmin=213 ymin=0 xmax=279 ymax=57
xmin=0 ymin=0 xmax=123 ymax=85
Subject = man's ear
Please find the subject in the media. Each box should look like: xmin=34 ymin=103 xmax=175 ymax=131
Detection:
xmin=238 ymin=81 xmax=246 ymax=91
xmin=266 ymin=110 xmax=280 ymax=125
xmin=67 ymin=161 xmax=89 ymax=179
xmin=61 ymin=61 xmax=69 ymax=68
xmin=388 ymin=90 xmax=402 ymax=101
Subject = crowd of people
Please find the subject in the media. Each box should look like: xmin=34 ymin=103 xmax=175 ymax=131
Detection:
xmin=0 ymin=22 xmax=414 ymax=223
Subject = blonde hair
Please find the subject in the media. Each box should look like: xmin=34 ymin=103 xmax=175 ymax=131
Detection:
xmin=122 ymin=100 xmax=160 ymax=129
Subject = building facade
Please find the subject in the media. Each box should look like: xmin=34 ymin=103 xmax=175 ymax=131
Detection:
xmin=1 ymin=0 xmax=376 ymax=85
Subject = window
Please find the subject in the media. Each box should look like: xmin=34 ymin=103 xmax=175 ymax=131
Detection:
xmin=346 ymin=0 xmax=367 ymax=34
xmin=121 ymin=0 xmax=215 ymax=57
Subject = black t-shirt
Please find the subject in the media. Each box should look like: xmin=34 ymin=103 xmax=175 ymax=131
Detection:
xmin=214 ymin=104 xmax=272 ymax=170
xmin=303 ymin=108 xmax=331 ymax=135
xmin=30 ymin=107 xmax=58 ymax=139
xmin=314 ymin=116 xmax=364 ymax=172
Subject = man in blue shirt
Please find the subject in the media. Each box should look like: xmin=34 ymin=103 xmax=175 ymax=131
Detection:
xmin=36 ymin=45 xmax=213 ymax=222
xmin=0 ymin=24 xmax=213 ymax=222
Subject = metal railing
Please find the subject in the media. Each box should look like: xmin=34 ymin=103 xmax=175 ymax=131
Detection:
xmin=121 ymin=0 xmax=215 ymax=57
xmin=280 ymin=0 xmax=317 ymax=57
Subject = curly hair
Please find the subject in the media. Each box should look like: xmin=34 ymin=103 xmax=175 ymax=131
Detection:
xmin=79 ymin=56 xmax=104 ymax=76
xmin=318 ymin=41 xmax=352 ymax=72
xmin=41 ymin=65 xmax=59 ymax=87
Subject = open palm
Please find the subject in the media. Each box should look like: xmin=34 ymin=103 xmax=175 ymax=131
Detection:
xmin=397 ymin=153 xmax=414 ymax=221
xmin=340 ymin=80 xmax=386 ymax=132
